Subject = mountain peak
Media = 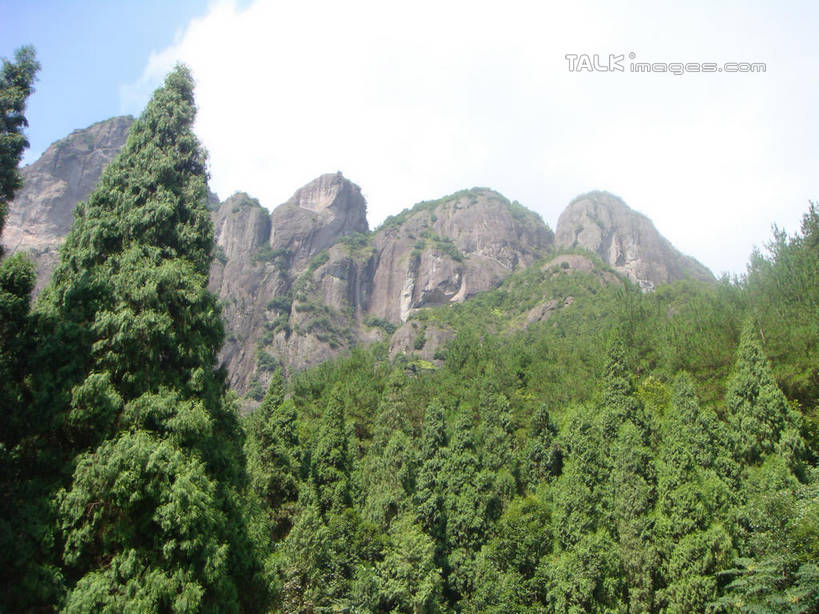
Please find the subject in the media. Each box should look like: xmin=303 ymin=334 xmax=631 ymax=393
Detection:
xmin=555 ymin=191 xmax=713 ymax=290
xmin=285 ymin=171 xmax=367 ymax=224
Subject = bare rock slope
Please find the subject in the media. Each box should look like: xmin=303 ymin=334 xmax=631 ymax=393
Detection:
xmin=2 ymin=116 xmax=134 ymax=292
xmin=555 ymin=191 xmax=713 ymax=290
xmin=209 ymin=179 xmax=554 ymax=397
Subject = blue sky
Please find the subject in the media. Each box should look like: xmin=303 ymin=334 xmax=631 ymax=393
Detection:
xmin=0 ymin=0 xmax=220 ymax=160
xmin=2 ymin=1 xmax=817 ymax=276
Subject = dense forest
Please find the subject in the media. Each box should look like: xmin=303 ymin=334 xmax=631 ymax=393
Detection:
xmin=1 ymin=52 xmax=817 ymax=613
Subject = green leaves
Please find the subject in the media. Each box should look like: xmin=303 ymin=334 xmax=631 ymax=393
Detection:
xmin=0 ymin=45 xmax=40 ymax=240
xmin=726 ymin=325 xmax=798 ymax=465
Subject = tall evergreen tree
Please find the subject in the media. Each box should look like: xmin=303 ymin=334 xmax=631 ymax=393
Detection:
xmin=42 ymin=65 xmax=268 ymax=612
xmin=523 ymin=402 xmax=562 ymax=488
xmin=311 ymin=383 xmax=353 ymax=515
xmin=415 ymin=399 xmax=449 ymax=571
xmin=245 ymin=368 xmax=300 ymax=538
xmin=726 ymin=325 xmax=798 ymax=465
xmin=443 ymin=410 xmax=498 ymax=602
xmin=0 ymin=45 xmax=58 ymax=612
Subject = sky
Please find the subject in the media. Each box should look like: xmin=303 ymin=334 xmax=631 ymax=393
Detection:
xmin=2 ymin=0 xmax=817 ymax=276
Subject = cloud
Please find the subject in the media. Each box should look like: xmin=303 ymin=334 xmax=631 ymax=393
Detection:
xmin=123 ymin=0 xmax=818 ymax=275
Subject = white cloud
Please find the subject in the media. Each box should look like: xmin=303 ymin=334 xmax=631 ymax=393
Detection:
xmin=124 ymin=0 xmax=818 ymax=275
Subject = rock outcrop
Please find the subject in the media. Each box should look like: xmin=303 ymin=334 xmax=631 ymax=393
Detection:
xmin=208 ymin=174 xmax=372 ymax=395
xmin=2 ymin=116 xmax=134 ymax=292
xmin=4 ymin=118 xmax=720 ymax=404
xmin=209 ymin=183 xmax=554 ymax=400
xmin=555 ymin=191 xmax=713 ymax=290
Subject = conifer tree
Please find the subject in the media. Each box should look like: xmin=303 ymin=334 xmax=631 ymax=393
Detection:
xmin=523 ymin=403 xmax=562 ymax=488
xmin=655 ymin=374 xmax=735 ymax=612
xmin=311 ymin=383 xmax=353 ymax=514
xmin=726 ymin=325 xmax=797 ymax=465
xmin=373 ymin=513 xmax=443 ymax=613
xmin=361 ymin=429 xmax=416 ymax=529
xmin=415 ymin=399 xmax=449 ymax=570
xmin=0 ymin=45 xmax=59 ymax=612
xmin=443 ymin=410 xmax=497 ymax=601
xmin=245 ymin=368 xmax=300 ymax=537
xmin=42 ymin=65 xmax=268 ymax=612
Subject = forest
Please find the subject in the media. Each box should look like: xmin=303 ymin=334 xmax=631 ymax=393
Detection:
xmin=1 ymin=52 xmax=817 ymax=613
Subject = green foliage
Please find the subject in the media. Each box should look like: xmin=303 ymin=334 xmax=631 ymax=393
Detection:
xmin=252 ymin=244 xmax=290 ymax=267
xmin=0 ymin=45 xmax=40 ymax=243
xmin=311 ymin=384 xmax=354 ymax=514
xmin=523 ymin=403 xmax=562 ymax=488
xmin=255 ymin=348 xmax=278 ymax=372
xmin=726 ymin=325 xmax=798 ymax=465
xmin=372 ymin=513 xmax=443 ymax=613
xmin=29 ymin=65 xmax=270 ymax=611
xmin=746 ymin=203 xmax=819 ymax=408
xmin=59 ymin=430 xmax=235 ymax=613
xmin=2 ymin=56 xmax=816 ymax=612
xmin=246 ymin=205 xmax=818 ymax=610
xmin=413 ymin=324 xmax=427 ymax=350
xmin=364 ymin=314 xmax=397 ymax=335
xmin=245 ymin=370 xmax=300 ymax=538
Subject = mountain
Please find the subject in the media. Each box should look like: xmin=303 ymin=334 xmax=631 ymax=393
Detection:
xmin=209 ymin=178 xmax=554 ymax=398
xmin=3 ymin=118 xmax=717 ymax=401
xmin=555 ymin=190 xmax=714 ymax=290
xmin=1 ymin=116 xmax=134 ymax=293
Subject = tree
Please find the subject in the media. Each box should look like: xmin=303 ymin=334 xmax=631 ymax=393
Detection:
xmin=0 ymin=46 xmax=58 ymax=612
xmin=415 ymin=399 xmax=449 ymax=573
xmin=44 ymin=65 xmax=268 ymax=611
xmin=311 ymin=383 xmax=353 ymax=514
xmin=726 ymin=325 xmax=798 ymax=465
xmin=0 ymin=45 xmax=40 ymax=245
xmin=746 ymin=202 xmax=819 ymax=411
xmin=610 ymin=421 xmax=658 ymax=612
xmin=523 ymin=403 xmax=562 ymax=488
xmin=245 ymin=368 xmax=300 ymax=538
xmin=442 ymin=410 xmax=498 ymax=602
xmin=373 ymin=513 xmax=443 ymax=613
xmin=361 ymin=429 xmax=416 ymax=529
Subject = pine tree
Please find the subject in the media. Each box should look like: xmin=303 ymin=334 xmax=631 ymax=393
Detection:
xmin=245 ymin=368 xmax=300 ymax=538
xmin=374 ymin=513 xmax=443 ymax=613
xmin=361 ymin=429 xmax=416 ymax=529
xmin=610 ymin=421 xmax=658 ymax=612
xmin=0 ymin=46 xmax=61 ymax=612
xmin=311 ymin=383 xmax=353 ymax=514
xmin=415 ymin=399 xmax=449 ymax=572
xmin=726 ymin=325 xmax=797 ymax=465
xmin=655 ymin=374 xmax=735 ymax=612
xmin=523 ymin=403 xmax=562 ymax=488
xmin=45 ymin=65 xmax=268 ymax=612
xmin=443 ymin=410 xmax=497 ymax=602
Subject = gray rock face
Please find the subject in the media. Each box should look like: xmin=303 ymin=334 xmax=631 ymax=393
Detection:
xmin=270 ymin=172 xmax=369 ymax=269
xmin=367 ymin=189 xmax=553 ymax=322
xmin=208 ymin=185 xmax=555 ymax=400
xmin=555 ymin=191 xmax=713 ymax=290
xmin=207 ymin=174 xmax=373 ymax=396
xmin=5 ymin=117 xmax=719 ymax=404
xmin=2 ymin=116 xmax=134 ymax=292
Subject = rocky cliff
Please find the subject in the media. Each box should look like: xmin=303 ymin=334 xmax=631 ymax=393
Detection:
xmin=1 ymin=116 xmax=134 ymax=293
xmin=208 ymin=179 xmax=554 ymax=398
xmin=4 ymin=119 xmax=718 ymax=403
xmin=554 ymin=191 xmax=714 ymax=290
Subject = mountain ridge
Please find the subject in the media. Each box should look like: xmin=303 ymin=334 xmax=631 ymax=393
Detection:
xmin=2 ymin=116 xmax=714 ymax=402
